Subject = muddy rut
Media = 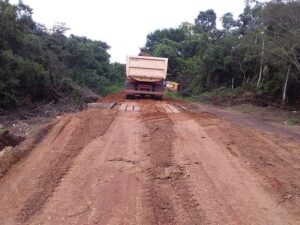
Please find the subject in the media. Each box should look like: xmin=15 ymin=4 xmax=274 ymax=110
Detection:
xmin=0 ymin=95 xmax=300 ymax=225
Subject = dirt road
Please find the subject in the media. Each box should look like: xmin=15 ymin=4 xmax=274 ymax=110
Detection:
xmin=0 ymin=94 xmax=300 ymax=225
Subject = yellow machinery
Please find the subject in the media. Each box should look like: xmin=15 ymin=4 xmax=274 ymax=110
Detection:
xmin=166 ymin=81 xmax=180 ymax=92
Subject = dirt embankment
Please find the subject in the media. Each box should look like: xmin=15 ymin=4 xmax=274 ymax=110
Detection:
xmin=0 ymin=109 xmax=117 ymax=224
xmin=0 ymin=94 xmax=100 ymax=152
xmin=0 ymin=130 xmax=25 ymax=151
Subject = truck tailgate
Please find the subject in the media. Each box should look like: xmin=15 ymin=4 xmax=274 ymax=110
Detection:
xmin=126 ymin=56 xmax=168 ymax=82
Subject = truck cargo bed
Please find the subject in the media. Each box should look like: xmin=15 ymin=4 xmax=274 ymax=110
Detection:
xmin=125 ymin=56 xmax=168 ymax=99
xmin=126 ymin=56 xmax=168 ymax=82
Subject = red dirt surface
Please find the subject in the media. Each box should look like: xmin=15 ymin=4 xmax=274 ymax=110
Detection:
xmin=0 ymin=92 xmax=299 ymax=225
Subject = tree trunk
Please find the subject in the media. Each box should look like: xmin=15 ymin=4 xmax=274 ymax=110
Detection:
xmin=239 ymin=59 xmax=246 ymax=84
xmin=257 ymin=35 xmax=265 ymax=87
xmin=231 ymin=77 xmax=234 ymax=90
xmin=282 ymin=66 xmax=291 ymax=104
xmin=207 ymin=70 xmax=211 ymax=90
xmin=282 ymin=44 xmax=294 ymax=104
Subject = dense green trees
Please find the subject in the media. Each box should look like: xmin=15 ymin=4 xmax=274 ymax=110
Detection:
xmin=142 ymin=0 xmax=300 ymax=105
xmin=0 ymin=0 xmax=125 ymax=108
xmin=1 ymin=0 xmax=299 ymax=108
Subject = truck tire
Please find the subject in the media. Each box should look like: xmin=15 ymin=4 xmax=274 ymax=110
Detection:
xmin=154 ymin=95 xmax=163 ymax=101
xmin=126 ymin=94 xmax=134 ymax=99
xmin=154 ymin=82 xmax=164 ymax=92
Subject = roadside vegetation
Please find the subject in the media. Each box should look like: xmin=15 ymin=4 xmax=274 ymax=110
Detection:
xmin=164 ymin=91 xmax=196 ymax=102
xmin=0 ymin=127 xmax=5 ymax=134
xmin=0 ymin=0 xmax=125 ymax=109
xmin=142 ymin=0 xmax=300 ymax=108
xmin=283 ymin=117 xmax=300 ymax=126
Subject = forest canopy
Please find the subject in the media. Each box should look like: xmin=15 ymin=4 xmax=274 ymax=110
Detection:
xmin=141 ymin=0 xmax=300 ymax=106
xmin=0 ymin=0 xmax=125 ymax=108
xmin=1 ymin=0 xmax=300 ymax=108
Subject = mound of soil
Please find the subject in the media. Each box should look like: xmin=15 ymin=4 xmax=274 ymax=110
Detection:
xmin=98 ymin=91 xmax=125 ymax=103
xmin=0 ymin=130 xmax=24 ymax=151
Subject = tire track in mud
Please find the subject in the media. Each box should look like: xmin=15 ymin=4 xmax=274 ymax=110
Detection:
xmin=140 ymin=104 xmax=207 ymax=225
xmin=16 ymin=110 xmax=117 ymax=223
xmin=216 ymin=124 xmax=300 ymax=213
xmin=186 ymin=111 xmax=300 ymax=223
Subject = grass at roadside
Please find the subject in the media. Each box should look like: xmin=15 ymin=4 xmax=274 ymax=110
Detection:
xmin=283 ymin=117 xmax=300 ymax=126
xmin=164 ymin=91 xmax=196 ymax=102
xmin=230 ymin=104 xmax=259 ymax=113
xmin=201 ymin=87 xmax=246 ymax=101
xmin=166 ymin=89 xmax=300 ymax=127
xmin=0 ymin=128 xmax=6 ymax=135
xmin=103 ymin=84 xmax=124 ymax=95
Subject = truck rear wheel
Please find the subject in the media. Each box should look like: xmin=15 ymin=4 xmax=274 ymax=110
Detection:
xmin=154 ymin=95 xmax=163 ymax=101
xmin=126 ymin=95 xmax=134 ymax=99
xmin=154 ymin=82 xmax=164 ymax=92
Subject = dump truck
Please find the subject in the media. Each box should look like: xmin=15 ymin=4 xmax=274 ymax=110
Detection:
xmin=125 ymin=56 xmax=168 ymax=100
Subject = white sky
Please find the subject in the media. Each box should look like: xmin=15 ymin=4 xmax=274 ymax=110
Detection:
xmin=10 ymin=0 xmax=248 ymax=63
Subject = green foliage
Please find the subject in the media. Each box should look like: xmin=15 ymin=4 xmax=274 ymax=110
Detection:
xmin=201 ymin=86 xmax=245 ymax=101
xmin=164 ymin=91 xmax=196 ymax=102
xmin=102 ymin=83 xmax=124 ymax=95
xmin=142 ymin=0 xmax=300 ymax=106
xmin=0 ymin=0 xmax=125 ymax=108
xmin=0 ymin=128 xmax=6 ymax=135
xmin=195 ymin=9 xmax=217 ymax=32
xmin=283 ymin=117 xmax=300 ymax=126
xmin=221 ymin=13 xmax=236 ymax=31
